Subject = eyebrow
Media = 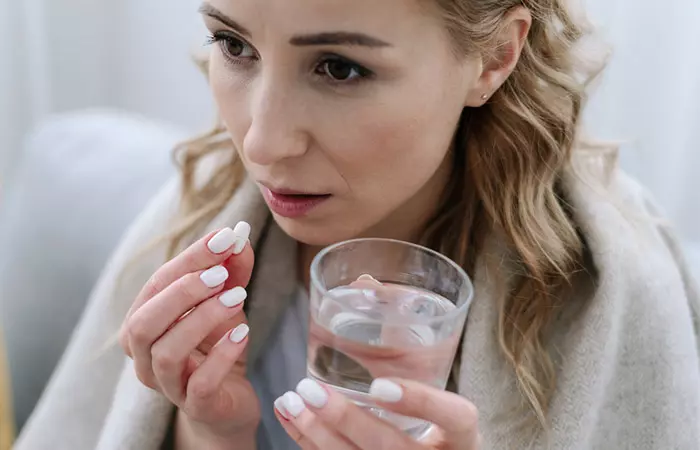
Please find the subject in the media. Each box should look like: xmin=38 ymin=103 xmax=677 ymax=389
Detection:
xmin=289 ymin=32 xmax=391 ymax=48
xmin=199 ymin=4 xmax=252 ymax=37
xmin=199 ymin=3 xmax=392 ymax=48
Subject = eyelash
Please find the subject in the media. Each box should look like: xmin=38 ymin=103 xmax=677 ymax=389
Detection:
xmin=204 ymin=32 xmax=374 ymax=86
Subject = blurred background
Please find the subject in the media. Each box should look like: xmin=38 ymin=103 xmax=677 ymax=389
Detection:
xmin=1 ymin=0 xmax=699 ymax=237
xmin=0 ymin=0 xmax=699 ymax=444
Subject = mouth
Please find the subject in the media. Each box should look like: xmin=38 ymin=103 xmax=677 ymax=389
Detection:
xmin=258 ymin=182 xmax=332 ymax=219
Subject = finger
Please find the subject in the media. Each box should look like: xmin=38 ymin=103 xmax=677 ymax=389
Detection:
xmin=294 ymin=378 xmax=418 ymax=450
xmin=150 ymin=289 xmax=248 ymax=403
xmin=127 ymin=267 xmax=233 ymax=384
xmin=128 ymin=222 xmax=252 ymax=319
xmin=369 ymin=378 xmax=479 ymax=446
xmin=184 ymin=324 xmax=249 ymax=417
xmin=277 ymin=392 xmax=357 ymax=450
xmin=120 ymin=223 xmax=252 ymax=358
xmin=274 ymin=407 xmax=320 ymax=450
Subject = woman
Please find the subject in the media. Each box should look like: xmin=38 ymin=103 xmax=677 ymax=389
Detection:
xmin=15 ymin=0 xmax=700 ymax=449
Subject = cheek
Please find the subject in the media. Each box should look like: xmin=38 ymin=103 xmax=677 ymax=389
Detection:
xmin=333 ymin=100 xmax=458 ymax=198
xmin=208 ymin=57 xmax=251 ymax=140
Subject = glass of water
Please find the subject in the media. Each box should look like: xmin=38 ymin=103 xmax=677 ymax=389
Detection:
xmin=307 ymin=238 xmax=473 ymax=440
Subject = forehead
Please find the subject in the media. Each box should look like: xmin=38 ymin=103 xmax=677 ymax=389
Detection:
xmin=205 ymin=0 xmax=441 ymax=41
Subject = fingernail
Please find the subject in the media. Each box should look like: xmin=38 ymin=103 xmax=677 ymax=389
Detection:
xmin=282 ymin=391 xmax=305 ymax=417
xmin=207 ymin=227 xmax=236 ymax=254
xmin=296 ymin=378 xmax=329 ymax=408
xmin=369 ymin=379 xmax=403 ymax=403
xmin=232 ymin=221 xmax=251 ymax=255
xmin=219 ymin=287 xmax=247 ymax=308
xmin=274 ymin=397 xmax=290 ymax=420
xmin=229 ymin=324 xmax=250 ymax=343
xmin=200 ymin=266 xmax=229 ymax=288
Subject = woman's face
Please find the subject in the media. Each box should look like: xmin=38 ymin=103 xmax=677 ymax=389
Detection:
xmin=202 ymin=0 xmax=484 ymax=246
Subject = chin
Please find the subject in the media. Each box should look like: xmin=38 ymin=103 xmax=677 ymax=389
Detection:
xmin=270 ymin=213 xmax=363 ymax=248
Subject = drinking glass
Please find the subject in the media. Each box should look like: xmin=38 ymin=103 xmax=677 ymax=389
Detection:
xmin=307 ymin=238 xmax=473 ymax=440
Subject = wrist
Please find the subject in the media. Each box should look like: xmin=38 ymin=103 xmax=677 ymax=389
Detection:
xmin=176 ymin=410 xmax=257 ymax=450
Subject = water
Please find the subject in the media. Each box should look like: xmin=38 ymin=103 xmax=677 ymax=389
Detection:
xmin=307 ymin=280 xmax=463 ymax=440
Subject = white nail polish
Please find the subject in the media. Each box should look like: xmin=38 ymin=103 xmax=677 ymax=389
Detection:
xmin=369 ymin=379 xmax=403 ymax=403
xmin=296 ymin=378 xmax=329 ymax=408
xmin=219 ymin=287 xmax=247 ymax=308
xmin=282 ymin=391 xmax=306 ymax=417
xmin=232 ymin=221 xmax=251 ymax=255
xmin=207 ymin=227 xmax=237 ymax=254
xmin=229 ymin=324 xmax=250 ymax=343
xmin=274 ymin=397 xmax=290 ymax=420
xmin=200 ymin=266 xmax=229 ymax=288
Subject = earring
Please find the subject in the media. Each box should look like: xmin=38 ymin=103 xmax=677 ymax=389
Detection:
xmin=481 ymin=93 xmax=489 ymax=100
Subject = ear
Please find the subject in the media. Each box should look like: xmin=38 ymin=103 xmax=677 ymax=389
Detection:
xmin=464 ymin=6 xmax=532 ymax=107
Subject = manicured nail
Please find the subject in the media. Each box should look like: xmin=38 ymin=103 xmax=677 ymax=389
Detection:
xmin=207 ymin=227 xmax=237 ymax=254
xmin=296 ymin=378 xmax=329 ymax=408
xmin=232 ymin=221 xmax=251 ymax=255
xmin=200 ymin=266 xmax=229 ymax=288
xmin=282 ymin=391 xmax=306 ymax=417
xmin=274 ymin=397 xmax=290 ymax=420
xmin=229 ymin=324 xmax=249 ymax=343
xmin=219 ymin=287 xmax=247 ymax=308
xmin=369 ymin=379 xmax=403 ymax=403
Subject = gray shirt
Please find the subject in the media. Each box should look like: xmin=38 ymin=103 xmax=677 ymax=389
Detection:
xmin=250 ymin=288 xmax=308 ymax=450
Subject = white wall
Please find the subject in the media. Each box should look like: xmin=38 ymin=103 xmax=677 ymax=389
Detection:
xmin=0 ymin=0 xmax=30 ymax=180
xmin=582 ymin=0 xmax=700 ymax=242
xmin=0 ymin=0 xmax=214 ymax=181
xmin=109 ymin=0 xmax=214 ymax=128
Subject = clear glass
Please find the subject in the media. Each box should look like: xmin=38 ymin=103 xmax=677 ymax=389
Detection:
xmin=308 ymin=238 xmax=474 ymax=440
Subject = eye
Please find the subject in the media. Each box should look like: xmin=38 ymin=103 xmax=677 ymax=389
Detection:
xmin=315 ymin=56 xmax=372 ymax=83
xmin=206 ymin=32 xmax=257 ymax=62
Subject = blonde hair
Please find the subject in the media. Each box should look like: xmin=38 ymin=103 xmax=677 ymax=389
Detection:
xmin=163 ymin=0 xmax=607 ymax=432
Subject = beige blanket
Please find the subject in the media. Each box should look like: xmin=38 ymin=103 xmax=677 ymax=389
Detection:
xmin=15 ymin=163 xmax=700 ymax=449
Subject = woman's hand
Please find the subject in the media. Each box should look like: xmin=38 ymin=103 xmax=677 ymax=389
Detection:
xmin=119 ymin=222 xmax=261 ymax=444
xmin=275 ymin=378 xmax=481 ymax=450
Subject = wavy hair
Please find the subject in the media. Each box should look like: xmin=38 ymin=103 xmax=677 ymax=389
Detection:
xmin=162 ymin=0 xmax=608 ymax=430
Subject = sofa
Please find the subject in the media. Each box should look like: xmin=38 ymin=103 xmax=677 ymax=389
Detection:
xmin=0 ymin=109 xmax=182 ymax=430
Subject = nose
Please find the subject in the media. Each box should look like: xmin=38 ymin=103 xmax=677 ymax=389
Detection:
xmin=243 ymin=76 xmax=310 ymax=166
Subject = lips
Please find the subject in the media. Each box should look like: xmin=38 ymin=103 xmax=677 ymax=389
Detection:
xmin=259 ymin=184 xmax=332 ymax=219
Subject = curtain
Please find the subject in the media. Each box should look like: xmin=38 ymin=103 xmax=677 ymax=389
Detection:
xmin=1 ymin=0 xmax=698 ymax=243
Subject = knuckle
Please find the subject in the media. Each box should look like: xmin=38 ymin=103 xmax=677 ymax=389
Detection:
xmin=127 ymin=314 xmax=152 ymax=346
xmin=118 ymin=326 xmax=130 ymax=355
xmin=151 ymin=346 xmax=179 ymax=374
xmin=174 ymin=273 xmax=205 ymax=303
xmin=134 ymin=367 xmax=156 ymax=390
xmin=182 ymin=248 xmax=210 ymax=273
xmin=198 ymin=300 xmax=225 ymax=326
xmin=144 ymin=270 xmax=167 ymax=299
xmin=187 ymin=378 xmax=215 ymax=402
